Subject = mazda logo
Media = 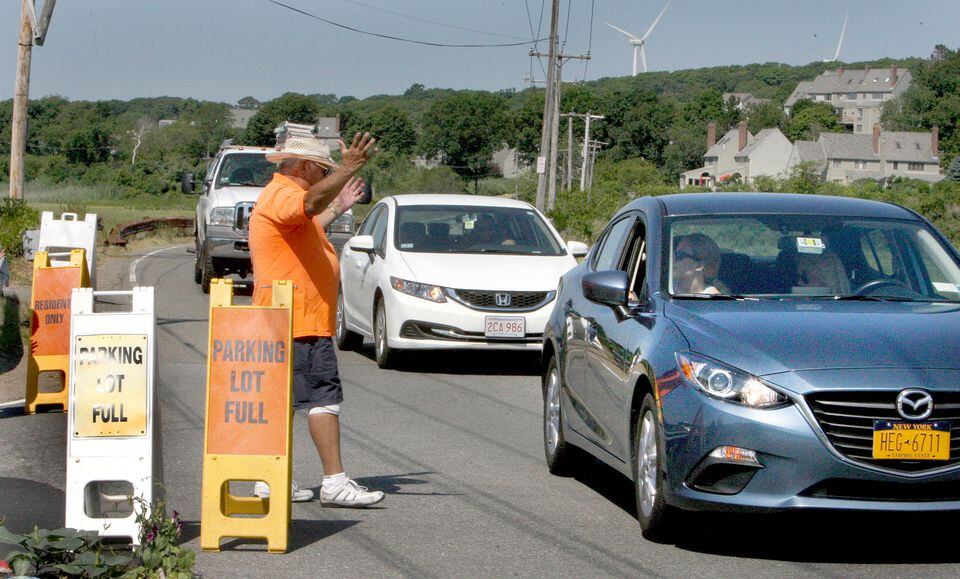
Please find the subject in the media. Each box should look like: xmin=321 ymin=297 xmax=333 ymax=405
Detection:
xmin=896 ymin=389 xmax=934 ymax=421
xmin=495 ymin=293 xmax=512 ymax=307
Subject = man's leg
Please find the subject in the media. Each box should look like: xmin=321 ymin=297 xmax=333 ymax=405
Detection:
xmin=308 ymin=411 xmax=343 ymax=475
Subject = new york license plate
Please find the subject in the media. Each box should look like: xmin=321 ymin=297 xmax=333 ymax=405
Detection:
xmin=484 ymin=316 xmax=525 ymax=338
xmin=872 ymin=420 xmax=951 ymax=460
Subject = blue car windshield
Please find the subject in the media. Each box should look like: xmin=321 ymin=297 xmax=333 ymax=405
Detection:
xmin=666 ymin=214 xmax=960 ymax=302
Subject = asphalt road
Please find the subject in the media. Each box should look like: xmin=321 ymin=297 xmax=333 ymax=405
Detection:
xmin=3 ymin=245 xmax=960 ymax=577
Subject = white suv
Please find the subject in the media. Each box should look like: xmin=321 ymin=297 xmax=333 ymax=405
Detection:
xmin=183 ymin=142 xmax=357 ymax=293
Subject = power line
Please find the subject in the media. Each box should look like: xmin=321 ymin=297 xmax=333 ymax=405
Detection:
xmin=583 ymin=0 xmax=596 ymax=81
xmin=266 ymin=0 xmax=544 ymax=48
xmin=563 ymin=0 xmax=572 ymax=46
xmin=339 ymin=0 xmax=526 ymax=41
xmin=524 ymin=0 xmax=547 ymax=78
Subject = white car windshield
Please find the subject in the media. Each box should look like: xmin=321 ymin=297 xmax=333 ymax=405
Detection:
xmin=395 ymin=205 xmax=565 ymax=256
xmin=216 ymin=153 xmax=276 ymax=188
xmin=667 ymin=214 xmax=960 ymax=302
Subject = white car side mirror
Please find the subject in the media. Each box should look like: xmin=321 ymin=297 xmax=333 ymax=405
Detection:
xmin=348 ymin=235 xmax=375 ymax=253
xmin=567 ymin=240 xmax=589 ymax=258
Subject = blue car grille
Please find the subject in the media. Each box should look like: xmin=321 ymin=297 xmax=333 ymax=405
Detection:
xmin=806 ymin=391 xmax=960 ymax=473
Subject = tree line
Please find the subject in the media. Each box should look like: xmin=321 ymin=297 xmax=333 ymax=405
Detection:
xmin=1 ymin=46 xmax=957 ymax=201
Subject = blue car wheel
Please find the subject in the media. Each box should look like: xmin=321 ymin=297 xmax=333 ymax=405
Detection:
xmin=635 ymin=394 xmax=676 ymax=541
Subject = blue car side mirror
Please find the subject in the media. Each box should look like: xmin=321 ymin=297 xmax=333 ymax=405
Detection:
xmin=582 ymin=270 xmax=629 ymax=308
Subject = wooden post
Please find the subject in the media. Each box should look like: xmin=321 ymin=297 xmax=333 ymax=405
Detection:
xmin=9 ymin=0 xmax=33 ymax=200
xmin=534 ymin=0 xmax=559 ymax=212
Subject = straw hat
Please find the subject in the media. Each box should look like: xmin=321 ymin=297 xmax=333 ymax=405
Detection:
xmin=265 ymin=135 xmax=338 ymax=169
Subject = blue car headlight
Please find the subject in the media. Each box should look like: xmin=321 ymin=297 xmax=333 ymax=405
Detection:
xmin=676 ymin=351 xmax=790 ymax=408
xmin=390 ymin=276 xmax=447 ymax=303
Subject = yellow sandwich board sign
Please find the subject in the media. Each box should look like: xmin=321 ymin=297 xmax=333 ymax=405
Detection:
xmin=200 ymin=279 xmax=293 ymax=554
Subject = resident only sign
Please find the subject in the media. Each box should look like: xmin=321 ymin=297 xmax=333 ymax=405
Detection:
xmin=72 ymin=334 xmax=148 ymax=437
xmin=206 ymin=308 xmax=289 ymax=456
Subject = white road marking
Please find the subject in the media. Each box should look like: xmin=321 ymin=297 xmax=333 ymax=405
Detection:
xmin=0 ymin=398 xmax=25 ymax=409
xmin=129 ymin=245 xmax=189 ymax=286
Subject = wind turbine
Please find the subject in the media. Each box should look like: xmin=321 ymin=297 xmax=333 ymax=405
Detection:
xmin=824 ymin=11 xmax=848 ymax=62
xmin=606 ymin=0 xmax=672 ymax=76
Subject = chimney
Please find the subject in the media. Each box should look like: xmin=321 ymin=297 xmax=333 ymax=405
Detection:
xmin=738 ymin=120 xmax=748 ymax=151
xmin=891 ymin=65 xmax=898 ymax=85
xmin=932 ymin=125 xmax=940 ymax=157
xmin=707 ymin=122 xmax=717 ymax=148
xmin=872 ymin=124 xmax=881 ymax=154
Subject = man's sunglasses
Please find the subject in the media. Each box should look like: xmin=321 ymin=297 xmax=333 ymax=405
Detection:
xmin=675 ymin=250 xmax=699 ymax=262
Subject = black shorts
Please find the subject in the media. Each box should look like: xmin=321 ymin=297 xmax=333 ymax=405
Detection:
xmin=292 ymin=337 xmax=343 ymax=410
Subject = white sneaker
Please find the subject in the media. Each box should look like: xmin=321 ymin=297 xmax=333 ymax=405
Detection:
xmin=320 ymin=478 xmax=385 ymax=507
xmin=253 ymin=480 xmax=314 ymax=502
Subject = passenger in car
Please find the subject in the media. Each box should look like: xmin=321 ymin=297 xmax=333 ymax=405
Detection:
xmin=794 ymin=251 xmax=851 ymax=294
xmin=399 ymin=221 xmax=429 ymax=248
xmin=672 ymin=233 xmax=727 ymax=295
xmin=472 ymin=214 xmax=516 ymax=246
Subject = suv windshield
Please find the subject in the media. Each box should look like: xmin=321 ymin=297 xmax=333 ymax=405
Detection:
xmin=395 ymin=205 xmax=565 ymax=256
xmin=666 ymin=214 xmax=960 ymax=302
xmin=216 ymin=153 xmax=276 ymax=188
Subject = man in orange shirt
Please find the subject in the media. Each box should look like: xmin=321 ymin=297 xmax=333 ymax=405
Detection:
xmin=249 ymin=130 xmax=383 ymax=507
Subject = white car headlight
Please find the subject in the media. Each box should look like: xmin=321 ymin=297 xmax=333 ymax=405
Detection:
xmin=209 ymin=206 xmax=235 ymax=226
xmin=676 ymin=352 xmax=789 ymax=408
xmin=390 ymin=276 xmax=447 ymax=303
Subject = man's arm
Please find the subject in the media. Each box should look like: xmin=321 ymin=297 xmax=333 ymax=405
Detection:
xmin=316 ymin=176 xmax=366 ymax=229
xmin=303 ymin=132 xmax=376 ymax=218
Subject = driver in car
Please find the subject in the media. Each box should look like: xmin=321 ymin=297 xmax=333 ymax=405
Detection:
xmin=672 ymin=233 xmax=726 ymax=295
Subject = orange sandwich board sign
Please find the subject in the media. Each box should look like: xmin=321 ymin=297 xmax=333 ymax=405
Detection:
xmin=65 ymin=287 xmax=159 ymax=545
xmin=27 ymin=249 xmax=90 ymax=413
xmin=200 ymin=279 xmax=293 ymax=554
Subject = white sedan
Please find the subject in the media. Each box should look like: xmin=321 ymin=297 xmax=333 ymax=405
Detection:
xmin=336 ymin=194 xmax=588 ymax=367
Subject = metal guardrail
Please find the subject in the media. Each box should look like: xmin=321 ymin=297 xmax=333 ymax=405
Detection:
xmin=106 ymin=217 xmax=194 ymax=246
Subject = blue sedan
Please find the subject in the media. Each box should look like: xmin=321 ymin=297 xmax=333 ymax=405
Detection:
xmin=542 ymin=192 xmax=960 ymax=540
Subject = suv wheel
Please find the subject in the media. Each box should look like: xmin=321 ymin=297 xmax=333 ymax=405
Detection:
xmin=193 ymin=239 xmax=202 ymax=284
xmin=200 ymin=244 xmax=215 ymax=294
xmin=635 ymin=393 xmax=676 ymax=542
xmin=335 ymin=290 xmax=364 ymax=351
xmin=543 ymin=356 xmax=578 ymax=475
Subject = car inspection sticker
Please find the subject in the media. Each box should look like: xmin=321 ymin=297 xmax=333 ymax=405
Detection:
xmin=796 ymin=237 xmax=825 ymax=254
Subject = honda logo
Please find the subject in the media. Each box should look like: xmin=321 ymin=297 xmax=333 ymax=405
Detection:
xmin=897 ymin=389 xmax=934 ymax=421
xmin=495 ymin=293 xmax=512 ymax=307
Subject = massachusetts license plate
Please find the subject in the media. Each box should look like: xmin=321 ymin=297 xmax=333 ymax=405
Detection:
xmin=872 ymin=420 xmax=951 ymax=460
xmin=484 ymin=316 xmax=525 ymax=338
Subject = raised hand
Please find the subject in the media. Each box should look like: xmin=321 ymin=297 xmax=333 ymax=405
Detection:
xmin=333 ymin=176 xmax=366 ymax=213
xmin=338 ymin=132 xmax=377 ymax=174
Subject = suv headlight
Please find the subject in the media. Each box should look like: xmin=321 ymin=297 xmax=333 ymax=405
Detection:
xmin=390 ymin=276 xmax=446 ymax=303
xmin=209 ymin=206 xmax=235 ymax=226
xmin=676 ymin=352 xmax=789 ymax=408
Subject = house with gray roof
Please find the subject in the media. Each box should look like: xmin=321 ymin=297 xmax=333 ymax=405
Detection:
xmin=722 ymin=92 xmax=769 ymax=111
xmin=788 ymin=125 xmax=943 ymax=184
xmin=680 ymin=122 xmax=792 ymax=188
xmin=785 ymin=66 xmax=912 ymax=134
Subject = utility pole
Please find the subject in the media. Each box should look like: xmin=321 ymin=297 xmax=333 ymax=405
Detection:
xmin=579 ymin=112 xmax=604 ymax=191
xmin=9 ymin=0 xmax=57 ymax=199
xmin=531 ymin=58 xmax=590 ymax=211
xmin=533 ymin=0 xmax=559 ymax=213
xmin=565 ymin=115 xmax=573 ymax=191
xmin=9 ymin=0 xmax=33 ymax=200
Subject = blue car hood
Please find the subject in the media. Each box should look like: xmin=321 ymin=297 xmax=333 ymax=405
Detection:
xmin=664 ymin=299 xmax=960 ymax=376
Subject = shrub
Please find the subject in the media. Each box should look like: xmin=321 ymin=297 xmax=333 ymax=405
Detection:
xmin=0 ymin=198 xmax=39 ymax=257
xmin=0 ymin=525 xmax=132 ymax=577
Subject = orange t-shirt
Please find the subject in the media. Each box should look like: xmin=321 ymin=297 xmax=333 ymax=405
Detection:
xmin=250 ymin=173 xmax=339 ymax=338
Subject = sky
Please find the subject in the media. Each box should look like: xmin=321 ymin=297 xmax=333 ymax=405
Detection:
xmin=1 ymin=0 xmax=958 ymax=104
